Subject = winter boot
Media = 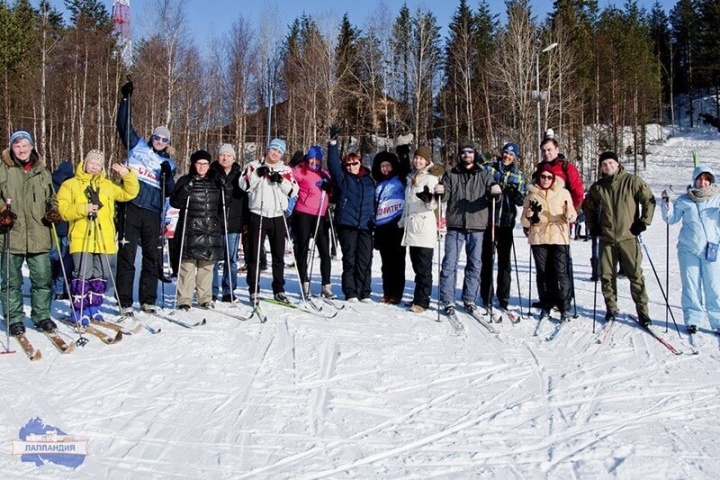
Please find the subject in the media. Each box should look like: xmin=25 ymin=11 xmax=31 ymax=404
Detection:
xmin=274 ymin=292 xmax=290 ymax=304
xmin=605 ymin=310 xmax=617 ymax=323
xmin=9 ymin=322 xmax=25 ymax=336
xmin=36 ymin=318 xmax=58 ymax=333
xmin=444 ymin=304 xmax=456 ymax=315
xmin=687 ymin=324 xmax=698 ymax=334
xmin=321 ymin=284 xmax=337 ymax=299
xmin=539 ymin=309 xmax=551 ymax=321
xmin=637 ymin=314 xmax=652 ymax=328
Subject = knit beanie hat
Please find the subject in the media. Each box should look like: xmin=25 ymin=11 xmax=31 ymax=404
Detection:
xmin=598 ymin=151 xmax=618 ymax=164
xmin=414 ymin=146 xmax=432 ymax=166
xmin=268 ymin=138 xmax=287 ymax=156
xmin=84 ymin=149 xmax=105 ymax=166
xmin=152 ymin=126 xmax=171 ymax=141
xmin=502 ymin=142 xmax=520 ymax=158
xmin=9 ymin=131 xmax=33 ymax=148
xmin=307 ymin=145 xmax=323 ymax=161
xmin=218 ymin=143 xmax=236 ymax=159
xmin=190 ymin=149 xmax=212 ymax=164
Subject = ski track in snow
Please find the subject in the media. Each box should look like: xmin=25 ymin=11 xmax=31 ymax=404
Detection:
xmin=3 ymin=128 xmax=720 ymax=478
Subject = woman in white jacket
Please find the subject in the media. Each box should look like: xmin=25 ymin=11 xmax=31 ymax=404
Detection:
xmin=662 ymin=165 xmax=720 ymax=334
xmin=402 ymin=147 xmax=444 ymax=313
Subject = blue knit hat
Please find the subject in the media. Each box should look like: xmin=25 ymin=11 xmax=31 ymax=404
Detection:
xmin=268 ymin=138 xmax=287 ymax=156
xmin=307 ymin=145 xmax=323 ymax=161
xmin=9 ymin=131 xmax=34 ymax=148
xmin=502 ymin=142 xmax=519 ymax=157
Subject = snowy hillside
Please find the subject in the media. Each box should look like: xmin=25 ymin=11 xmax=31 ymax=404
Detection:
xmin=2 ymin=128 xmax=720 ymax=479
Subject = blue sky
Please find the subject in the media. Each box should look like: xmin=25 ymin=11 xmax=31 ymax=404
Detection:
xmin=124 ymin=0 xmax=676 ymax=47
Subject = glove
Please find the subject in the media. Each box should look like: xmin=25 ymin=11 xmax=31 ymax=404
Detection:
xmin=396 ymin=144 xmax=411 ymax=160
xmin=215 ymin=174 xmax=226 ymax=187
xmin=44 ymin=208 xmax=63 ymax=225
xmin=489 ymin=184 xmax=502 ymax=198
xmin=660 ymin=189 xmax=671 ymax=201
xmin=475 ymin=151 xmax=493 ymax=167
xmin=330 ymin=124 xmax=341 ymax=139
xmin=0 ymin=208 xmax=17 ymax=230
xmin=268 ymin=171 xmax=283 ymax=184
xmin=504 ymin=184 xmax=518 ymax=196
xmin=85 ymin=186 xmax=103 ymax=210
xmin=416 ymin=185 xmax=433 ymax=203
xmin=255 ymin=165 xmax=270 ymax=177
xmin=160 ymin=161 xmax=172 ymax=178
xmin=630 ymin=220 xmax=646 ymax=236
xmin=316 ymin=179 xmax=333 ymax=193
xmin=289 ymin=151 xmax=305 ymax=167
xmin=120 ymin=80 xmax=133 ymax=99
xmin=434 ymin=184 xmax=445 ymax=195
xmin=529 ymin=200 xmax=542 ymax=224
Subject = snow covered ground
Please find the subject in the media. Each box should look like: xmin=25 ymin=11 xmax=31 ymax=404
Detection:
xmin=2 ymin=128 xmax=720 ymax=479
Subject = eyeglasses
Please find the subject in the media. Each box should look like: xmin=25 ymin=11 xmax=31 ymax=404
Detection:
xmin=345 ymin=162 xmax=360 ymax=167
xmin=460 ymin=149 xmax=474 ymax=155
xmin=539 ymin=174 xmax=554 ymax=180
xmin=152 ymin=135 xmax=169 ymax=143
xmin=195 ymin=161 xmax=210 ymax=167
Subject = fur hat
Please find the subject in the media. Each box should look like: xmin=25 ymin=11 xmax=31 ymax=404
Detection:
xmin=84 ymin=149 xmax=105 ymax=166
xmin=268 ymin=138 xmax=287 ymax=156
xmin=152 ymin=126 xmax=171 ymax=141
xmin=458 ymin=140 xmax=476 ymax=155
xmin=218 ymin=144 xmax=236 ymax=159
xmin=9 ymin=131 xmax=33 ymax=148
xmin=190 ymin=149 xmax=212 ymax=164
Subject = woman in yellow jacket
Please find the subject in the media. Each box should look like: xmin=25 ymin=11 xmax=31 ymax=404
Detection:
xmin=521 ymin=162 xmax=577 ymax=322
xmin=57 ymin=150 xmax=139 ymax=323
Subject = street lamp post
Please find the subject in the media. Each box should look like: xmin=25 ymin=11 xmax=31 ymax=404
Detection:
xmin=534 ymin=42 xmax=558 ymax=163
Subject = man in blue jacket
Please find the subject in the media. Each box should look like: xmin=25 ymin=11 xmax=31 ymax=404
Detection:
xmin=116 ymin=80 xmax=176 ymax=316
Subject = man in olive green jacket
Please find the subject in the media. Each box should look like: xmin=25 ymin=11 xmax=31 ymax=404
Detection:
xmin=0 ymin=131 xmax=62 ymax=336
xmin=583 ymin=151 xmax=656 ymax=327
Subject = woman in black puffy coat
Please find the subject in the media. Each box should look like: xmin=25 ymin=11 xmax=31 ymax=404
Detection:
xmin=170 ymin=150 xmax=224 ymax=310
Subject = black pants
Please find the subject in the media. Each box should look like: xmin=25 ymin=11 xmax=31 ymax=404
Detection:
xmin=337 ymin=226 xmax=373 ymax=300
xmin=246 ymin=214 xmax=286 ymax=295
xmin=374 ymin=224 xmax=406 ymax=300
xmin=292 ymin=211 xmax=331 ymax=285
xmin=409 ymin=246 xmax=433 ymax=308
xmin=480 ymin=225 xmax=513 ymax=308
xmin=116 ymin=203 xmax=161 ymax=308
xmin=532 ymin=244 xmax=571 ymax=313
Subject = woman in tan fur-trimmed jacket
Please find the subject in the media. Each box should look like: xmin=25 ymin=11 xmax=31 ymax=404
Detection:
xmin=521 ymin=162 xmax=577 ymax=322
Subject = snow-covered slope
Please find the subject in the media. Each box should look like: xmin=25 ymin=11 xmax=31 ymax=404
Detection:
xmin=2 ymin=128 xmax=720 ymax=479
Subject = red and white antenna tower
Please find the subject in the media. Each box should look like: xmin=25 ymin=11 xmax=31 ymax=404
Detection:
xmin=112 ymin=0 xmax=132 ymax=66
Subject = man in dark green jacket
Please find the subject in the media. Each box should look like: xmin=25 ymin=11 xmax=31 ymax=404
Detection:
xmin=0 ymin=131 xmax=61 ymax=336
xmin=583 ymin=151 xmax=656 ymax=326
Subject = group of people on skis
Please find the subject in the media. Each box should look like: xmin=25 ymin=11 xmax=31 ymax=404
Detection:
xmin=1 ymin=78 xmax=719 ymax=340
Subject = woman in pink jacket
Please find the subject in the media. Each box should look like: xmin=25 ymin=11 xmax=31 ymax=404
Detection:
xmin=292 ymin=146 xmax=336 ymax=299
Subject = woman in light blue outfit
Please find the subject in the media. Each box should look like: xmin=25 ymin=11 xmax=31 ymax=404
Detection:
xmin=662 ymin=166 xmax=720 ymax=334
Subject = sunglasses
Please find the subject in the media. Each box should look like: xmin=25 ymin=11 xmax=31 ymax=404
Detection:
xmin=539 ymin=174 xmax=554 ymax=180
xmin=460 ymin=149 xmax=474 ymax=155
xmin=152 ymin=134 xmax=169 ymax=143
xmin=345 ymin=162 xmax=360 ymax=167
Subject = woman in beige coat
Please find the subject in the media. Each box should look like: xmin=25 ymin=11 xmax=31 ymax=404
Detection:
xmin=521 ymin=163 xmax=577 ymax=321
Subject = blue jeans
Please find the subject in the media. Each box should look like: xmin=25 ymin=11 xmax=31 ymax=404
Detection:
xmin=213 ymin=232 xmax=240 ymax=297
xmin=439 ymin=229 xmax=485 ymax=305
xmin=49 ymin=236 xmax=72 ymax=296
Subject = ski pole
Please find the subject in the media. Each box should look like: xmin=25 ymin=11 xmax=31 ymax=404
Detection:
xmin=1 ymin=203 xmax=15 ymax=354
xmin=592 ymin=235 xmax=600 ymax=333
xmin=510 ymin=232 xmax=523 ymax=318
xmin=173 ymin=192 xmax=191 ymax=311
xmin=638 ymin=234 xmax=681 ymax=336
xmin=436 ymin=197 xmax=443 ymax=323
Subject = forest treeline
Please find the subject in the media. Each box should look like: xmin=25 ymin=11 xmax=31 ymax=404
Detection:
xmin=0 ymin=0 xmax=710 ymax=180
